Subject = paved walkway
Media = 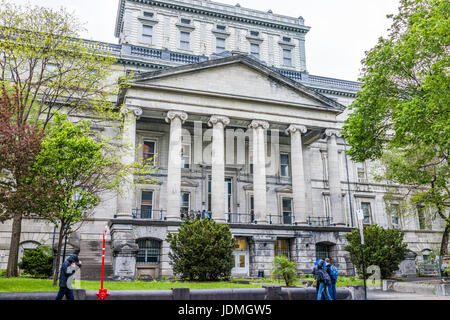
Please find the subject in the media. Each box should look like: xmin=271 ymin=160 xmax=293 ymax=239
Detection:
xmin=367 ymin=289 xmax=450 ymax=300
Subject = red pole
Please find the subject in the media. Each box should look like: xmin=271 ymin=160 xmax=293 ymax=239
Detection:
xmin=96 ymin=226 xmax=110 ymax=300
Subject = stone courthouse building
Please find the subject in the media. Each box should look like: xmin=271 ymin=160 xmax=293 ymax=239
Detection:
xmin=0 ymin=0 xmax=447 ymax=279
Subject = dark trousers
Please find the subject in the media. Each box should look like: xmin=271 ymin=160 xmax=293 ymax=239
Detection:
xmin=55 ymin=287 xmax=74 ymax=300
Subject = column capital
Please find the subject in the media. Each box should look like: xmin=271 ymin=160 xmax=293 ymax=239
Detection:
xmin=324 ymin=128 xmax=342 ymax=138
xmin=165 ymin=110 xmax=188 ymax=124
xmin=121 ymin=106 xmax=143 ymax=119
xmin=248 ymin=119 xmax=269 ymax=130
xmin=285 ymin=124 xmax=307 ymax=136
xmin=207 ymin=115 xmax=230 ymax=127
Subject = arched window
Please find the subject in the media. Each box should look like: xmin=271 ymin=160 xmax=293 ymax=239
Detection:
xmin=316 ymin=243 xmax=332 ymax=261
xmin=136 ymin=239 xmax=160 ymax=264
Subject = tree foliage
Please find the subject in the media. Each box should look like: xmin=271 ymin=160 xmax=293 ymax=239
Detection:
xmin=166 ymin=219 xmax=235 ymax=281
xmin=271 ymin=255 xmax=298 ymax=286
xmin=342 ymin=0 xmax=450 ymax=254
xmin=344 ymin=224 xmax=409 ymax=279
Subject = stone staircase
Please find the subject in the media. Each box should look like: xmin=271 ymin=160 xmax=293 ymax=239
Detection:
xmin=78 ymin=239 xmax=114 ymax=281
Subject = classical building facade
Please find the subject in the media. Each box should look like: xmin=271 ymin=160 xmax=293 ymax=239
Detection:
xmin=0 ymin=0 xmax=447 ymax=279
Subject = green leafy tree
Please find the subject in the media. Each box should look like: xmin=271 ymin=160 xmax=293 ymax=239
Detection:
xmin=18 ymin=244 xmax=53 ymax=278
xmin=344 ymin=224 xmax=409 ymax=279
xmin=166 ymin=219 xmax=235 ymax=281
xmin=342 ymin=0 xmax=450 ymax=255
xmin=0 ymin=1 xmax=133 ymax=278
xmin=271 ymin=255 xmax=298 ymax=286
xmin=30 ymin=114 xmax=137 ymax=286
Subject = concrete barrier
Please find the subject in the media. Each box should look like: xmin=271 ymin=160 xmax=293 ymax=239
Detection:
xmin=0 ymin=286 xmax=362 ymax=300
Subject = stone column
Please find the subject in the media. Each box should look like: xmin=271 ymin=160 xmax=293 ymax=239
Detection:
xmin=325 ymin=129 xmax=345 ymax=225
xmin=116 ymin=106 xmax=142 ymax=218
xmin=249 ymin=120 xmax=269 ymax=224
xmin=208 ymin=115 xmax=230 ymax=223
xmin=165 ymin=110 xmax=188 ymax=221
xmin=285 ymin=124 xmax=308 ymax=225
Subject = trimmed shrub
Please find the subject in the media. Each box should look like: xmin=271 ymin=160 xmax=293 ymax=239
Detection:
xmin=166 ymin=218 xmax=235 ymax=281
xmin=18 ymin=245 xmax=53 ymax=278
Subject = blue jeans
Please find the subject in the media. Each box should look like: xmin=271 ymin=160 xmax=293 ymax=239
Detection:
xmin=328 ymin=280 xmax=337 ymax=300
xmin=317 ymin=282 xmax=331 ymax=300
xmin=55 ymin=287 xmax=74 ymax=300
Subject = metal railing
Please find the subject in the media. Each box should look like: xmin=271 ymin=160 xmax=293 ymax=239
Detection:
xmin=132 ymin=208 xmax=166 ymax=220
xmin=225 ymin=212 xmax=255 ymax=224
xmin=268 ymin=213 xmax=294 ymax=225
xmin=180 ymin=210 xmax=211 ymax=221
xmin=306 ymin=216 xmax=334 ymax=227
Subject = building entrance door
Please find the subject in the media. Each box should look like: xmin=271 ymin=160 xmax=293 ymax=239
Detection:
xmin=231 ymin=237 xmax=249 ymax=276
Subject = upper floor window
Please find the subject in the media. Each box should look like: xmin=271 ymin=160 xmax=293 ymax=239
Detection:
xmin=143 ymin=11 xmax=154 ymax=18
xmin=180 ymin=31 xmax=190 ymax=50
xmin=250 ymin=30 xmax=259 ymax=37
xmin=282 ymin=37 xmax=291 ymax=43
xmin=180 ymin=18 xmax=191 ymax=25
xmin=142 ymin=25 xmax=153 ymax=44
xmin=140 ymin=191 xmax=153 ymax=219
xmin=249 ymin=195 xmax=254 ymax=222
xmin=181 ymin=141 xmax=191 ymax=168
xmin=216 ymin=24 xmax=226 ymax=31
xmin=281 ymin=198 xmax=293 ymax=224
xmin=143 ymin=140 xmax=156 ymax=164
xmin=280 ymin=153 xmax=290 ymax=177
xmin=391 ymin=204 xmax=400 ymax=228
xmin=282 ymin=49 xmax=292 ymax=67
xmin=356 ymin=162 xmax=367 ymax=182
xmin=361 ymin=202 xmax=371 ymax=225
xmin=250 ymin=43 xmax=260 ymax=58
xmin=180 ymin=192 xmax=190 ymax=216
xmin=216 ymin=37 xmax=226 ymax=53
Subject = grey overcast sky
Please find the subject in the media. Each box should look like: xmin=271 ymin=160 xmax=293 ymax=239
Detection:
xmin=8 ymin=0 xmax=400 ymax=81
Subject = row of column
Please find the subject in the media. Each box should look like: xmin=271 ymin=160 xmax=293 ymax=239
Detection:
xmin=117 ymin=108 xmax=345 ymax=226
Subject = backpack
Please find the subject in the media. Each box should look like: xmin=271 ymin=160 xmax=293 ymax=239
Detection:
xmin=321 ymin=269 xmax=331 ymax=285
xmin=330 ymin=265 xmax=339 ymax=280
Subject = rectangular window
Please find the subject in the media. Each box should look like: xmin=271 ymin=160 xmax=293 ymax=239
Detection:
xmin=356 ymin=162 xmax=367 ymax=182
xmin=275 ymin=239 xmax=290 ymax=260
xmin=216 ymin=37 xmax=226 ymax=53
xmin=282 ymin=36 xmax=291 ymax=42
xmin=143 ymin=141 xmax=156 ymax=164
xmin=142 ymin=25 xmax=153 ymax=44
xmin=216 ymin=24 xmax=226 ymax=30
xmin=250 ymin=43 xmax=260 ymax=58
xmin=225 ymin=178 xmax=232 ymax=213
xmin=282 ymin=198 xmax=293 ymax=225
xmin=250 ymin=30 xmax=259 ymax=37
xmin=180 ymin=31 xmax=190 ymax=50
xmin=181 ymin=142 xmax=191 ymax=169
xmin=234 ymin=237 xmax=247 ymax=251
xmin=181 ymin=18 xmax=191 ymax=24
xmin=141 ymin=191 xmax=153 ymax=218
xmin=143 ymin=11 xmax=154 ymax=18
xmin=361 ymin=202 xmax=371 ymax=224
xmin=391 ymin=204 xmax=400 ymax=228
xmin=249 ymin=195 xmax=254 ymax=222
xmin=180 ymin=192 xmax=190 ymax=216
xmin=280 ymin=153 xmax=290 ymax=177
xmin=283 ymin=49 xmax=292 ymax=67
xmin=137 ymin=239 xmax=160 ymax=264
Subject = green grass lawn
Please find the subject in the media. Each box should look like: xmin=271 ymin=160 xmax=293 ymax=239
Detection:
xmin=0 ymin=278 xmax=262 ymax=292
xmin=0 ymin=276 xmax=370 ymax=292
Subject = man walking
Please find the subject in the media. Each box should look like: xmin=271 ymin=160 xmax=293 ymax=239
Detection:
xmin=316 ymin=259 xmax=332 ymax=300
xmin=325 ymin=258 xmax=338 ymax=300
xmin=55 ymin=254 xmax=82 ymax=300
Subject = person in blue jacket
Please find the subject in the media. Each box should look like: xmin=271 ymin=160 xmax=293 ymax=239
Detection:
xmin=316 ymin=259 xmax=332 ymax=300
xmin=55 ymin=254 xmax=82 ymax=300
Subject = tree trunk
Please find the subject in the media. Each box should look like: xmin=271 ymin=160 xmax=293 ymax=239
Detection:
xmin=52 ymin=225 xmax=65 ymax=286
xmin=6 ymin=212 xmax=23 ymax=278
xmin=440 ymin=224 xmax=449 ymax=257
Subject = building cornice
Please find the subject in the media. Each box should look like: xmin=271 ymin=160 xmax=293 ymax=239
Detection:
xmin=115 ymin=0 xmax=311 ymax=38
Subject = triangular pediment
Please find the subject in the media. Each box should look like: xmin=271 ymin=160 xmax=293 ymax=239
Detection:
xmin=131 ymin=55 xmax=345 ymax=112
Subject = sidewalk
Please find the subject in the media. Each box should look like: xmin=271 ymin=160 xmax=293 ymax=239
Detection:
xmin=368 ymin=289 xmax=450 ymax=300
